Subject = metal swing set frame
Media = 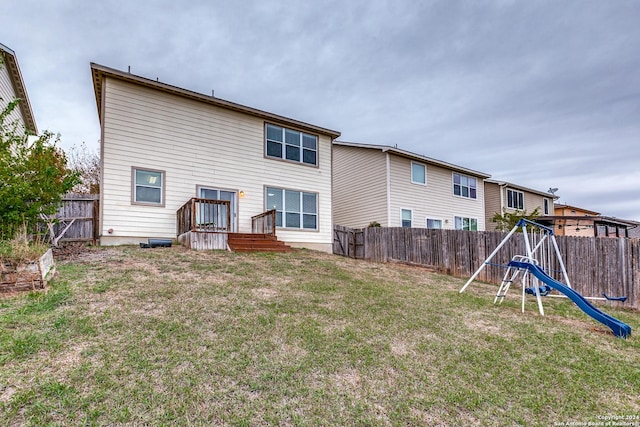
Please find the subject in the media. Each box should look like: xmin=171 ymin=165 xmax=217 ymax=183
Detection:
xmin=459 ymin=218 xmax=619 ymax=315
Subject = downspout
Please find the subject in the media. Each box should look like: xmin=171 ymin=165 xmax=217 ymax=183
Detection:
xmin=98 ymin=75 xmax=106 ymax=244
xmin=386 ymin=152 xmax=392 ymax=227
xmin=499 ymin=182 xmax=506 ymax=213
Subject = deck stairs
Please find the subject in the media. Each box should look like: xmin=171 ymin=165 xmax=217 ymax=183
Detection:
xmin=227 ymin=233 xmax=291 ymax=253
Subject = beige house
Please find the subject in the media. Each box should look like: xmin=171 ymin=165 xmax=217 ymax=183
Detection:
xmin=484 ymin=179 xmax=557 ymax=230
xmin=332 ymin=142 xmax=490 ymax=230
xmin=0 ymin=43 xmax=37 ymax=134
xmin=91 ymin=63 xmax=340 ymax=252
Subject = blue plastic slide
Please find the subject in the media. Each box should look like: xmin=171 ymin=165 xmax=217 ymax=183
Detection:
xmin=508 ymin=260 xmax=632 ymax=339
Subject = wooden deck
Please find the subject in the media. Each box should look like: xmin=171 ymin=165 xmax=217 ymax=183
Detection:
xmin=177 ymin=200 xmax=288 ymax=251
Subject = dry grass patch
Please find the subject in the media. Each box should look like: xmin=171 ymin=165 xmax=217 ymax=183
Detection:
xmin=0 ymin=246 xmax=638 ymax=426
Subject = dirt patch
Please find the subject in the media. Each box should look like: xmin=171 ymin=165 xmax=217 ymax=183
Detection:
xmin=0 ymin=386 xmax=16 ymax=403
xmin=55 ymin=246 xmax=120 ymax=264
xmin=252 ymin=288 xmax=278 ymax=299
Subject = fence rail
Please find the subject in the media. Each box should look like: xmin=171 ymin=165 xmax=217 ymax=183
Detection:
xmin=46 ymin=195 xmax=99 ymax=245
xmin=177 ymin=198 xmax=231 ymax=235
xmin=334 ymin=226 xmax=640 ymax=310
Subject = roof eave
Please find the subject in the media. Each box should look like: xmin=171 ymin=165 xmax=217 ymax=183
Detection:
xmin=0 ymin=44 xmax=38 ymax=134
xmin=554 ymin=204 xmax=601 ymax=216
xmin=541 ymin=215 xmax=637 ymax=227
xmin=90 ymin=63 xmax=341 ymax=139
xmin=485 ymin=179 xmax=560 ymax=200
xmin=333 ymin=141 xmax=491 ymax=179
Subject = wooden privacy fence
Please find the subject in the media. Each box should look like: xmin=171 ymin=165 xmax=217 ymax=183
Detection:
xmin=334 ymin=226 xmax=640 ymax=310
xmin=334 ymin=225 xmax=364 ymax=259
xmin=46 ymin=195 xmax=99 ymax=245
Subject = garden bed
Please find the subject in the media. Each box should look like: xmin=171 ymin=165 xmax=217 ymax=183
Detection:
xmin=0 ymin=248 xmax=55 ymax=293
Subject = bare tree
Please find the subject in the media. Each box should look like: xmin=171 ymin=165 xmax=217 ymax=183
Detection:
xmin=66 ymin=141 xmax=100 ymax=194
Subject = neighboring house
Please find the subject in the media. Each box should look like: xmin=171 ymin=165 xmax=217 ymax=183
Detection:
xmin=91 ymin=63 xmax=340 ymax=252
xmin=484 ymin=179 xmax=557 ymax=230
xmin=552 ymin=204 xmax=599 ymax=237
xmin=538 ymin=204 xmax=637 ymax=238
xmin=332 ymin=142 xmax=491 ymax=230
xmin=0 ymin=43 xmax=37 ymax=134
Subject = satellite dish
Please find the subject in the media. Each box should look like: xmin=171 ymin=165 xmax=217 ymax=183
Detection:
xmin=548 ymin=187 xmax=559 ymax=195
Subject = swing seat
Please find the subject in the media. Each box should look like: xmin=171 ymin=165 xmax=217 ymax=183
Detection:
xmin=524 ymin=285 xmax=552 ymax=297
xmin=602 ymin=293 xmax=627 ymax=302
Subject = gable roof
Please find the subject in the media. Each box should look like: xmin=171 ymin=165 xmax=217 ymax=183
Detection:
xmin=90 ymin=63 xmax=341 ymax=139
xmin=333 ymin=141 xmax=491 ymax=179
xmin=554 ymin=203 xmax=600 ymax=216
xmin=0 ymin=43 xmax=37 ymax=134
xmin=485 ymin=178 xmax=559 ymax=200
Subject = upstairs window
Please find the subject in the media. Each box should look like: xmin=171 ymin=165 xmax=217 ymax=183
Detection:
xmin=266 ymin=124 xmax=318 ymax=166
xmin=132 ymin=167 xmax=164 ymax=206
xmin=453 ymin=173 xmax=477 ymax=199
xmin=411 ymin=162 xmax=426 ymax=185
xmin=507 ymin=189 xmax=524 ymax=210
xmin=543 ymin=198 xmax=550 ymax=215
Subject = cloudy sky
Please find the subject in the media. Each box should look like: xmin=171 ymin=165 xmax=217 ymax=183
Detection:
xmin=2 ymin=0 xmax=640 ymax=220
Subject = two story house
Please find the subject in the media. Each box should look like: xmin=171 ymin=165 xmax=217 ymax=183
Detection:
xmin=0 ymin=43 xmax=37 ymax=134
xmin=484 ymin=179 xmax=557 ymax=230
xmin=91 ymin=63 xmax=340 ymax=252
xmin=332 ymin=142 xmax=490 ymax=230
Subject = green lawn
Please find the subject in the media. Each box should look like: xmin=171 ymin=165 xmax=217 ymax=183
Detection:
xmin=1 ymin=246 xmax=638 ymax=426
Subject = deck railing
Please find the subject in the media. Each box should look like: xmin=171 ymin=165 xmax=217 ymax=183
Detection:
xmin=177 ymin=198 xmax=231 ymax=235
xmin=251 ymin=209 xmax=277 ymax=236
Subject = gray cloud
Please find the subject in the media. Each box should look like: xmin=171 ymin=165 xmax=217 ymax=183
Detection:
xmin=2 ymin=0 xmax=639 ymax=219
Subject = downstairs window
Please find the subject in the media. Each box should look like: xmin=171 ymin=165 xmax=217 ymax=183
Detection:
xmin=265 ymin=187 xmax=318 ymax=230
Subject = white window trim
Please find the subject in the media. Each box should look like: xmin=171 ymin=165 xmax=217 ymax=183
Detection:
xmin=454 ymin=215 xmax=479 ymax=231
xmin=196 ymin=185 xmax=239 ymax=232
xmin=265 ymin=186 xmax=319 ymax=231
xmin=265 ymin=123 xmax=319 ymax=167
xmin=411 ymin=161 xmax=427 ymax=185
xmin=452 ymin=173 xmax=478 ymax=200
xmin=506 ymin=189 xmax=525 ymax=210
xmin=426 ymin=218 xmax=443 ymax=229
xmin=131 ymin=166 xmax=165 ymax=207
xmin=401 ymin=208 xmax=413 ymax=228
xmin=543 ymin=198 xmax=550 ymax=215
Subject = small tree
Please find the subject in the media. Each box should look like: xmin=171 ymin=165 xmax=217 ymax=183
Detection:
xmin=0 ymin=98 xmax=79 ymax=240
xmin=491 ymin=207 xmax=541 ymax=232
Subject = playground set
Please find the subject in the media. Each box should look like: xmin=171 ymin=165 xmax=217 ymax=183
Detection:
xmin=459 ymin=219 xmax=631 ymax=339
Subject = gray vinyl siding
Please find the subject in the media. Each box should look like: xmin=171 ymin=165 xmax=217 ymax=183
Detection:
xmin=332 ymin=145 xmax=387 ymax=227
xmin=101 ymin=78 xmax=333 ymax=247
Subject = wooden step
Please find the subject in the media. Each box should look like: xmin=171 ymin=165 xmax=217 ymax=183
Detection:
xmin=228 ymin=240 xmax=288 ymax=247
xmin=227 ymin=233 xmax=291 ymax=252
xmin=229 ymin=233 xmax=277 ymax=240
xmin=232 ymin=246 xmax=292 ymax=253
